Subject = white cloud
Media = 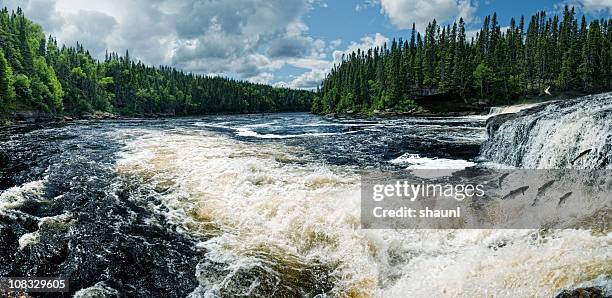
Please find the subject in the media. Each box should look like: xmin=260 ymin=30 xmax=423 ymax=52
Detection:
xmin=333 ymin=33 xmax=389 ymax=64
xmin=287 ymin=69 xmax=328 ymax=89
xmin=56 ymin=10 xmax=118 ymax=56
xmin=579 ymin=0 xmax=612 ymax=13
xmin=283 ymin=57 xmax=333 ymax=89
xmin=329 ymin=39 xmax=342 ymax=49
xmin=355 ymin=0 xmax=379 ymax=11
xmin=378 ymin=0 xmax=478 ymax=29
xmin=285 ymin=33 xmax=389 ymax=89
xmin=247 ymin=72 xmax=275 ymax=84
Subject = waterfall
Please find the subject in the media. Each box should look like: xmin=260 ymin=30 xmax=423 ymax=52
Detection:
xmin=479 ymin=93 xmax=612 ymax=169
xmin=488 ymin=102 xmax=543 ymax=116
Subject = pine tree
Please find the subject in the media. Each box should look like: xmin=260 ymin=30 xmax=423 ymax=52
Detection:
xmin=453 ymin=18 xmax=468 ymax=98
xmin=423 ymin=20 xmax=439 ymax=88
xmin=583 ymin=20 xmax=602 ymax=91
xmin=17 ymin=13 xmax=33 ymax=75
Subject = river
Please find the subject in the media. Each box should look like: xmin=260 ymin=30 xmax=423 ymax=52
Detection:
xmin=0 ymin=99 xmax=610 ymax=297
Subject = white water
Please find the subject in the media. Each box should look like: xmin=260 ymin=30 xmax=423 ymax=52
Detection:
xmin=235 ymin=126 xmax=358 ymax=139
xmin=481 ymin=93 xmax=612 ymax=169
xmin=0 ymin=179 xmax=46 ymax=210
xmin=390 ymin=153 xmax=476 ymax=170
xmin=115 ymin=127 xmax=611 ymax=297
xmin=488 ymin=102 xmax=543 ymax=116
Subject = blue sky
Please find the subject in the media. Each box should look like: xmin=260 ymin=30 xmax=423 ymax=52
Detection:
xmin=3 ymin=0 xmax=612 ymax=89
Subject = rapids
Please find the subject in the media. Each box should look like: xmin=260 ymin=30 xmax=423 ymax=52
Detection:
xmin=0 ymin=102 xmax=610 ymax=297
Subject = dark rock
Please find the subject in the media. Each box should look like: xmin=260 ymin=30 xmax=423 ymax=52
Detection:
xmin=420 ymin=88 xmax=440 ymax=96
xmin=554 ymin=287 xmax=605 ymax=298
xmin=156 ymin=112 xmax=175 ymax=117
xmin=14 ymin=111 xmax=53 ymax=123
xmin=485 ymin=113 xmax=516 ymax=138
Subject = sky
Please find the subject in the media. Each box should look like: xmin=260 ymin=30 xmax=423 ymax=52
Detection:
xmin=2 ymin=0 xmax=611 ymax=89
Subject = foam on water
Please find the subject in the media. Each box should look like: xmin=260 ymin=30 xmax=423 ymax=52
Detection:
xmin=0 ymin=179 xmax=46 ymax=210
xmin=193 ymin=120 xmax=363 ymax=139
xmin=74 ymin=281 xmax=120 ymax=298
xmin=390 ymin=153 xmax=476 ymax=170
xmin=235 ymin=127 xmax=360 ymax=139
xmin=116 ymin=128 xmax=611 ymax=297
xmin=192 ymin=122 xmax=232 ymax=129
xmin=488 ymin=102 xmax=544 ymax=116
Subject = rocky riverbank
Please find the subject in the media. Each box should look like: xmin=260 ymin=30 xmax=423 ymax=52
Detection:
xmin=0 ymin=110 xmax=183 ymax=126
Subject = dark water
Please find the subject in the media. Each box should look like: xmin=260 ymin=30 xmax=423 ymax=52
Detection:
xmin=0 ymin=122 xmax=202 ymax=297
xmin=192 ymin=113 xmax=486 ymax=168
xmin=0 ymin=113 xmax=488 ymax=296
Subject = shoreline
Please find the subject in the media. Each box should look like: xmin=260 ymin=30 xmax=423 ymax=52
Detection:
xmin=0 ymin=110 xmax=311 ymax=127
xmin=317 ymin=91 xmax=591 ymax=120
xmin=0 ymin=109 xmax=491 ymax=128
xmin=0 ymin=91 xmax=593 ymax=127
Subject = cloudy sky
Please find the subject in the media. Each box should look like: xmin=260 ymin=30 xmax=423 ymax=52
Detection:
xmin=3 ymin=0 xmax=611 ymax=89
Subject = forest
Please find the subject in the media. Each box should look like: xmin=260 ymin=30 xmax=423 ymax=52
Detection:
xmin=312 ymin=6 xmax=612 ymax=114
xmin=0 ymin=7 xmax=313 ymax=120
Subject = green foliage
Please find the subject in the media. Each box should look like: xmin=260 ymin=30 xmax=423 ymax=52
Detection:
xmin=0 ymin=7 xmax=312 ymax=117
xmin=473 ymin=63 xmax=494 ymax=97
xmin=13 ymin=74 xmax=30 ymax=103
xmin=313 ymin=6 xmax=612 ymax=114
xmin=33 ymin=57 xmax=62 ymax=112
xmin=0 ymin=48 xmax=15 ymax=108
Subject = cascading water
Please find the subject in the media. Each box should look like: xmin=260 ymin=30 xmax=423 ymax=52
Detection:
xmin=488 ymin=102 xmax=542 ymax=116
xmin=479 ymin=93 xmax=612 ymax=169
xmin=0 ymin=109 xmax=609 ymax=297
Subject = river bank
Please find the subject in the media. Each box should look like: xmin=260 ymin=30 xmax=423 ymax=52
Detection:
xmin=1 ymin=91 xmax=592 ymax=127
xmin=320 ymin=91 xmax=590 ymax=119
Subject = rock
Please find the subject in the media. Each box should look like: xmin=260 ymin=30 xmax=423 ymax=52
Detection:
xmin=63 ymin=116 xmax=74 ymax=121
xmin=485 ymin=113 xmax=518 ymax=138
xmin=420 ymin=88 xmax=440 ymax=96
xmin=14 ymin=110 xmax=53 ymax=123
xmin=100 ymin=112 xmax=116 ymax=119
xmin=84 ymin=111 xmax=118 ymax=120
xmin=156 ymin=112 xmax=175 ymax=117
xmin=554 ymin=287 xmax=604 ymax=298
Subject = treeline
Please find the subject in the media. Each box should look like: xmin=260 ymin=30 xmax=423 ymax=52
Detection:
xmin=313 ymin=6 xmax=612 ymax=114
xmin=0 ymin=7 xmax=312 ymax=118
